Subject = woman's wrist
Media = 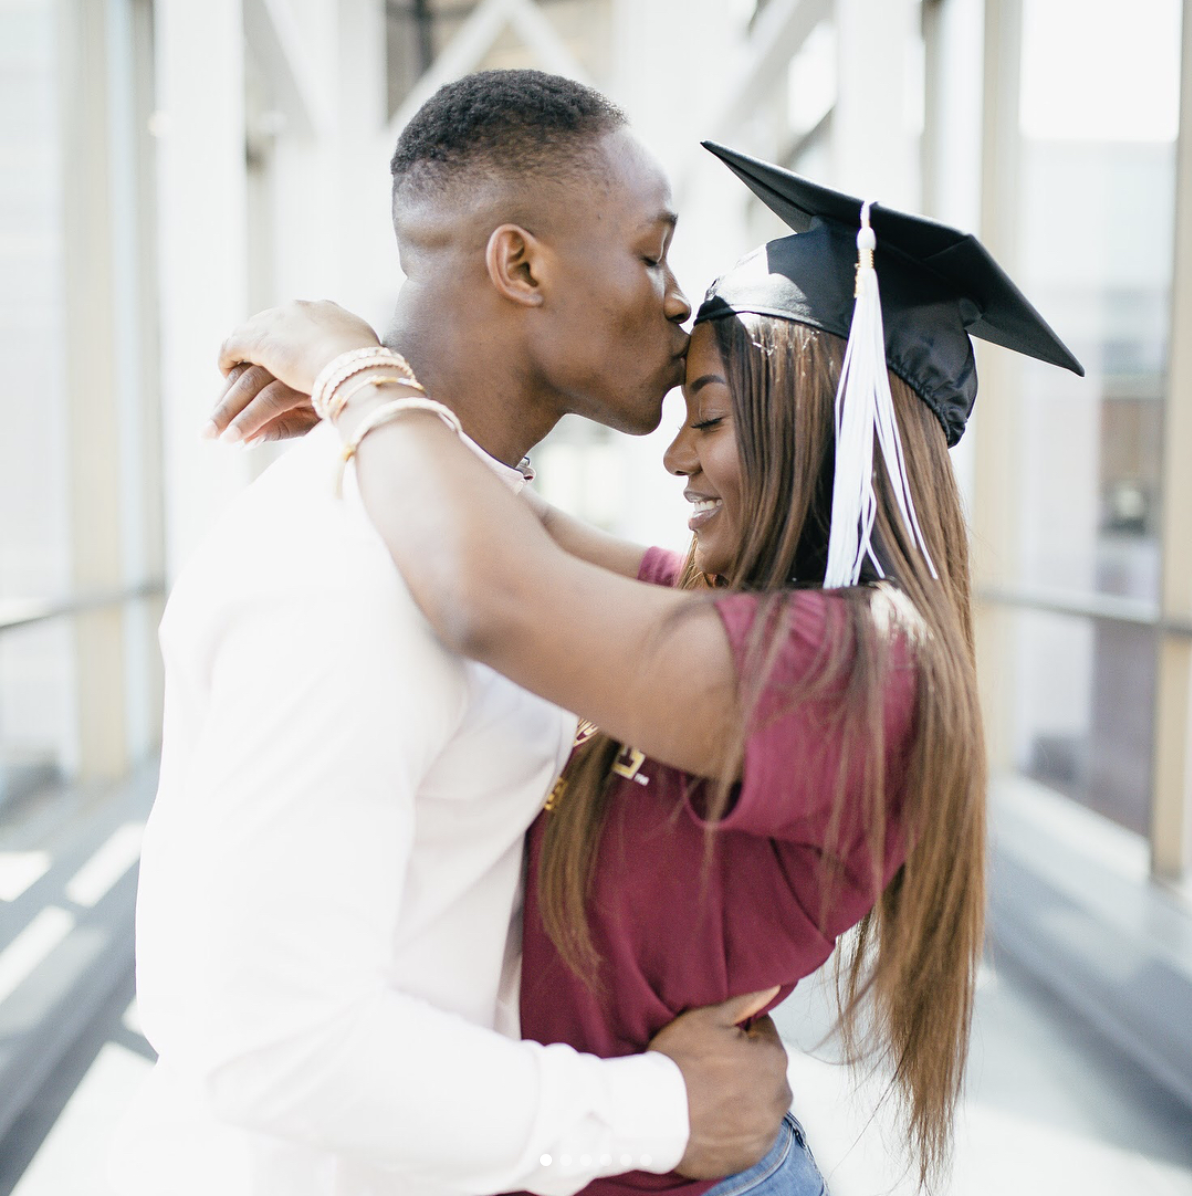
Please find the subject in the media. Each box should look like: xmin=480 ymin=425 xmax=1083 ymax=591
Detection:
xmin=322 ymin=361 xmax=464 ymax=497
xmin=333 ymin=379 xmax=423 ymax=438
xmin=313 ymin=348 xmax=423 ymax=420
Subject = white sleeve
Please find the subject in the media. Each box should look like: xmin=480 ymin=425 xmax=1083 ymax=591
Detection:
xmin=138 ymin=577 xmax=688 ymax=1196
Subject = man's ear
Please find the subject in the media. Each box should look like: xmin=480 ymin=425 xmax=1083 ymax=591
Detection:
xmin=485 ymin=224 xmax=547 ymax=307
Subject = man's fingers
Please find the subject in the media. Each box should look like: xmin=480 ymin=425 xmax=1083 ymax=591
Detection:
xmin=744 ymin=1013 xmax=783 ymax=1045
xmin=719 ymin=986 xmax=782 ymax=1026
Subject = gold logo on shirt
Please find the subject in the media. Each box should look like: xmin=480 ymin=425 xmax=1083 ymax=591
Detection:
xmin=611 ymin=745 xmax=646 ymax=782
xmin=545 ymin=727 xmax=649 ymax=813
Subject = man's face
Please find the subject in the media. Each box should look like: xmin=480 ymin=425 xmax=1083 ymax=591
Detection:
xmin=530 ymin=128 xmax=691 ymax=434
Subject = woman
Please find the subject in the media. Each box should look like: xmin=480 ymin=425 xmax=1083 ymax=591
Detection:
xmin=214 ymin=148 xmax=1082 ymax=1195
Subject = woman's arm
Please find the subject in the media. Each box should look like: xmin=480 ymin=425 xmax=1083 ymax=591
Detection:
xmin=520 ymin=488 xmax=650 ymax=579
xmin=342 ymin=392 xmax=740 ymax=780
xmin=209 ymin=311 xmax=649 ymax=579
xmin=215 ymin=301 xmax=737 ymax=775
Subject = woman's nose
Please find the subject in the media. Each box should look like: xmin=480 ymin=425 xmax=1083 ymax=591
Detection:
xmin=664 ymin=425 xmax=696 ymax=476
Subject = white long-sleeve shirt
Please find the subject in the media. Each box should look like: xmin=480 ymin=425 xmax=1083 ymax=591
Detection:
xmin=110 ymin=424 xmax=688 ymax=1196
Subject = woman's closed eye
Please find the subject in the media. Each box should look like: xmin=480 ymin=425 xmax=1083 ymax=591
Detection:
xmin=690 ymin=417 xmax=724 ymax=431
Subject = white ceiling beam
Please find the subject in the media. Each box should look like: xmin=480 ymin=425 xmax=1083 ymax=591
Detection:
xmin=505 ymin=0 xmax=591 ymax=82
xmin=705 ymin=0 xmax=832 ymax=146
xmin=386 ymin=0 xmax=589 ymax=142
xmin=243 ymin=0 xmax=333 ymax=139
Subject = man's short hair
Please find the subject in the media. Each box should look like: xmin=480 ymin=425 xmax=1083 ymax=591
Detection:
xmin=390 ymin=69 xmax=626 ymax=200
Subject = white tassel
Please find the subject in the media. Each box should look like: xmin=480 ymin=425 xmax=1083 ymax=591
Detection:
xmin=823 ymin=202 xmax=938 ymax=589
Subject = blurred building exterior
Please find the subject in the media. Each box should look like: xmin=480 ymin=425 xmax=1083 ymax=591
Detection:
xmin=2 ymin=0 xmax=1191 ymax=1180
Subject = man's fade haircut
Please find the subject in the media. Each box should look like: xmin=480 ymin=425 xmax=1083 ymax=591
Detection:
xmin=390 ymin=69 xmax=626 ymax=203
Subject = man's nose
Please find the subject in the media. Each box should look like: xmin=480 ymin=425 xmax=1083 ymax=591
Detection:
xmin=665 ymin=270 xmax=692 ymax=324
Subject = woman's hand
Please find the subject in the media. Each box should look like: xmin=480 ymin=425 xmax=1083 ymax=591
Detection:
xmin=205 ymin=364 xmax=321 ymax=445
xmin=209 ymin=300 xmax=382 ymax=443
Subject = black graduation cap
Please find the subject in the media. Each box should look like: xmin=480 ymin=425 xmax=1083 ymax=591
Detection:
xmin=695 ymin=141 xmax=1084 ymax=446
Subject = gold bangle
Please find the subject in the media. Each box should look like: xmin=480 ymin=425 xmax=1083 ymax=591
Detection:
xmin=326 ymin=373 xmax=422 ymax=424
xmin=311 ymin=348 xmax=422 ymax=420
xmin=334 ymin=396 xmax=463 ymax=497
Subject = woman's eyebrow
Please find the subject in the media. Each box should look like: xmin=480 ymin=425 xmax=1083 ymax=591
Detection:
xmin=687 ymin=373 xmax=727 ymax=395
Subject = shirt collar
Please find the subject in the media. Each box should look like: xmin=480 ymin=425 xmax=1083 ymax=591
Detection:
xmin=460 ymin=433 xmax=534 ymax=493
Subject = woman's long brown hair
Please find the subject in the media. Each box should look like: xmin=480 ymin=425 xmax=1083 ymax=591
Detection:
xmin=538 ymin=315 xmax=986 ymax=1191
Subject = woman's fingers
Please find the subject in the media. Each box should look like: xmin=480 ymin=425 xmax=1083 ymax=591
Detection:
xmin=205 ymin=371 xmax=316 ymax=444
xmin=206 ymin=364 xmax=271 ymax=438
xmin=217 ymin=300 xmax=381 ymax=392
xmin=242 ymin=408 xmax=323 ymax=446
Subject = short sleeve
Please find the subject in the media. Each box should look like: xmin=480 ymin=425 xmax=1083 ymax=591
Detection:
xmin=637 ymin=546 xmax=684 ymax=588
xmin=689 ymin=589 xmax=917 ymax=850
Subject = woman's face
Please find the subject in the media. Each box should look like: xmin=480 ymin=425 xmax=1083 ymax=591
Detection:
xmin=663 ymin=322 xmax=743 ymax=578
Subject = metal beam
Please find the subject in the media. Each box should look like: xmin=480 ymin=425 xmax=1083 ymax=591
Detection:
xmin=243 ymin=0 xmax=333 ymax=139
xmin=0 ymin=583 xmax=166 ymax=637
xmin=971 ymin=0 xmax=1024 ymax=774
xmin=1151 ymin=0 xmax=1192 ymax=881
xmin=412 ymin=0 xmax=435 ymax=76
xmin=703 ymin=0 xmax=831 ymax=147
xmin=385 ymin=0 xmax=589 ymax=141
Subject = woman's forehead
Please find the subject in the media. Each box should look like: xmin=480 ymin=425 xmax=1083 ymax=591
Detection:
xmin=682 ymin=326 xmax=729 ymax=401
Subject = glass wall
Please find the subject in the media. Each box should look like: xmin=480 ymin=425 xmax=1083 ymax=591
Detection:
xmin=0 ymin=0 xmax=164 ymax=804
xmin=1004 ymin=0 xmax=1182 ymax=839
xmin=0 ymin=0 xmax=80 ymax=798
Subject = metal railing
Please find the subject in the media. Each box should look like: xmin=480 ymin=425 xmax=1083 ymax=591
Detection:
xmin=977 ymin=584 xmax=1192 ymax=637
xmin=0 ymin=581 xmax=166 ymax=636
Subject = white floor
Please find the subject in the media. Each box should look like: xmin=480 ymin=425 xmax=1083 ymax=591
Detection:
xmin=11 ymin=957 xmax=1192 ymax=1196
xmin=774 ymin=959 xmax=1192 ymax=1196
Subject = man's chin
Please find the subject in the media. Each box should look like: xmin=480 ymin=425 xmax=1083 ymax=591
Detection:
xmin=631 ymin=372 xmax=686 ymax=434
xmin=582 ymin=383 xmax=667 ymax=436
xmin=610 ymin=395 xmax=665 ymax=437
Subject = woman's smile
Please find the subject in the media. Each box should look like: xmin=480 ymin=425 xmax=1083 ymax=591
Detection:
xmin=685 ymin=492 xmax=723 ymax=531
xmin=664 ymin=323 xmax=743 ymax=577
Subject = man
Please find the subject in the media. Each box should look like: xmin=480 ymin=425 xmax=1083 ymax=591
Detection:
xmin=111 ymin=71 xmax=789 ymax=1196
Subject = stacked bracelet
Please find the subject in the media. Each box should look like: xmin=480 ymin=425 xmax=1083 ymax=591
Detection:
xmin=311 ymin=347 xmax=424 ymax=421
xmin=325 ymin=373 xmax=419 ymax=423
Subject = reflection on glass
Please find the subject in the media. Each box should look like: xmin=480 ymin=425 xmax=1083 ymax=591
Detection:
xmin=0 ymin=3 xmax=72 ymax=605
xmin=1014 ymin=0 xmax=1180 ymax=603
xmin=0 ymin=622 xmax=76 ymax=810
xmin=0 ymin=7 xmax=77 ymax=809
xmin=1013 ymin=608 xmax=1155 ymax=837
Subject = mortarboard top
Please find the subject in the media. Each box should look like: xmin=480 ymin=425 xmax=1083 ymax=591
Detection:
xmin=695 ymin=141 xmax=1084 ymax=446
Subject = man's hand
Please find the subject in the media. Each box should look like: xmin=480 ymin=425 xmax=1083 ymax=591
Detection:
xmin=648 ymin=989 xmax=791 ymax=1180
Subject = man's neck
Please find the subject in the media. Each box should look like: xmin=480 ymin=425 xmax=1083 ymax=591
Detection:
xmin=383 ymin=301 xmax=560 ymax=468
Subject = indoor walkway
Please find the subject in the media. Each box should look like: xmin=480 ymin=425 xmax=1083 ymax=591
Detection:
xmin=5 ymin=933 xmax=1192 ymax=1194
xmin=1 ymin=769 xmax=1191 ymax=1195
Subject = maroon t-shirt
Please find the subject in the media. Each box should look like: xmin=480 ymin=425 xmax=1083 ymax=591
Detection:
xmin=518 ymin=548 xmax=918 ymax=1196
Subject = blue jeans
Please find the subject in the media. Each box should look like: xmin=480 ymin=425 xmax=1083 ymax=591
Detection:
xmin=701 ymin=1114 xmax=827 ymax=1196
